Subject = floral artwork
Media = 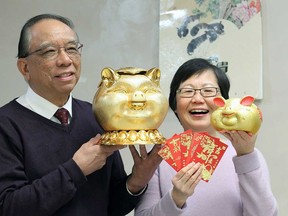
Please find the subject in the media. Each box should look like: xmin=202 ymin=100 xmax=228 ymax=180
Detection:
xmin=227 ymin=0 xmax=261 ymax=28
xmin=159 ymin=0 xmax=263 ymax=99
xmin=188 ymin=0 xmax=261 ymax=28
xmin=175 ymin=0 xmax=261 ymax=56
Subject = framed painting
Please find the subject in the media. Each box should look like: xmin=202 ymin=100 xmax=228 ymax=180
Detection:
xmin=159 ymin=0 xmax=263 ymax=99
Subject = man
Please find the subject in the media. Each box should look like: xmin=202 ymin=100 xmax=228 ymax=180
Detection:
xmin=0 ymin=14 xmax=162 ymax=216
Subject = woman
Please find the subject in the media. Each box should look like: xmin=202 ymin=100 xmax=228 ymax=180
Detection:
xmin=134 ymin=58 xmax=278 ymax=216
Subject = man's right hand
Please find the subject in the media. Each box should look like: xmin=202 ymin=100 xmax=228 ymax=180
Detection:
xmin=72 ymin=134 xmax=126 ymax=176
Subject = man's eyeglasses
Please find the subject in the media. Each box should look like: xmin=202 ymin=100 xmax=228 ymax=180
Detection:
xmin=176 ymin=87 xmax=219 ymax=98
xmin=24 ymin=42 xmax=83 ymax=60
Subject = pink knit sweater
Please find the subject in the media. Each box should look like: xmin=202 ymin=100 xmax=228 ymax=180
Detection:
xmin=135 ymin=141 xmax=278 ymax=216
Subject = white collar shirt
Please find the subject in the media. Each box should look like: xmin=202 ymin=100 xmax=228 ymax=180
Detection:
xmin=16 ymin=86 xmax=72 ymax=124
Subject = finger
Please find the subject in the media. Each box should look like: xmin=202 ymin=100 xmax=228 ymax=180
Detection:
xmin=139 ymin=145 xmax=148 ymax=159
xmin=129 ymin=145 xmax=141 ymax=162
xmin=227 ymin=130 xmax=244 ymax=141
xmin=175 ymin=162 xmax=195 ymax=180
xmin=193 ymin=163 xmax=203 ymax=178
xmin=220 ymin=130 xmax=232 ymax=141
xmin=237 ymin=131 xmax=253 ymax=139
xmin=229 ymin=131 xmax=244 ymax=143
xmin=182 ymin=162 xmax=196 ymax=172
xmin=187 ymin=164 xmax=203 ymax=187
xmin=189 ymin=171 xmax=202 ymax=190
xmin=88 ymin=134 xmax=102 ymax=146
xmin=185 ymin=162 xmax=202 ymax=178
xmin=148 ymin=145 xmax=163 ymax=163
xmin=149 ymin=144 xmax=162 ymax=156
xmin=235 ymin=131 xmax=257 ymax=146
xmin=236 ymin=131 xmax=247 ymax=141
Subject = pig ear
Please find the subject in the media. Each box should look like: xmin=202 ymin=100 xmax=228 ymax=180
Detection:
xmin=98 ymin=67 xmax=120 ymax=88
xmin=240 ymin=95 xmax=255 ymax=106
xmin=213 ymin=97 xmax=226 ymax=107
xmin=146 ymin=67 xmax=161 ymax=86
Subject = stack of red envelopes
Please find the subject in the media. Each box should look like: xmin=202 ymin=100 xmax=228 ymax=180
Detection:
xmin=158 ymin=129 xmax=228 ymax=182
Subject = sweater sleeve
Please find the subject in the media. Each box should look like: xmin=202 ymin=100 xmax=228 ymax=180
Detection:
xmin=134 ymin=168 xmax=186 ymax=216
xmin=233 ymin=150 xmax=278 ymax=216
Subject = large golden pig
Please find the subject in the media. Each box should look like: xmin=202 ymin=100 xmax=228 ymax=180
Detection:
xmin=93 ymin=67 xmax=169 ymax=145
xmin=211 ymin=96 xmax=262 ymax=134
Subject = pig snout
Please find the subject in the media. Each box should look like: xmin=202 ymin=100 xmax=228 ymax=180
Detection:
xmin=130 ymin=91 xmax=146 ymax=110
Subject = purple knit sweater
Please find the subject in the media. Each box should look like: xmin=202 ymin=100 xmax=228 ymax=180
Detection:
xmin=135 ymin=138 xmax=278 ymax=216
xmin=0 ymin=99 xmax=140 ymax=216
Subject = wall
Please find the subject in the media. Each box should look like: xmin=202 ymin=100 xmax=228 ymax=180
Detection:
xmin=0 ymin=0 xmax=287 ymax=215
xmin=258 ymin=0 xmax=288 ymax=214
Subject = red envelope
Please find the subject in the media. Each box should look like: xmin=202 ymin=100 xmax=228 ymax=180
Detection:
xmin=166 ymin=135 xmax=182 ymax=171
xmin=190 ymin=134 xmax=228 ymax=182
xmin=186 ymin=132 xmax=206 ymax=162
xmin=158 ymin=145 xmax=179 ymax=171
xmin=158 ymin=130 xmax=228 ymax=182
xmin=180 ymin=129 xmax=193 ymax=167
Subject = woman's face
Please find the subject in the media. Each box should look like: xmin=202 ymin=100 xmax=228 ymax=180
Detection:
xmin=175 ymin=69 xmax=221 ymax=134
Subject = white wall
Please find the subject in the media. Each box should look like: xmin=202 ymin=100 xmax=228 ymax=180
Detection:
xmin=257 ymin=0 xmax=288 ymax=214
xmin=0 ymin=0 xmax=287 ymax=215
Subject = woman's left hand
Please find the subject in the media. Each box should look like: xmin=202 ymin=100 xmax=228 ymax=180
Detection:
xmin=221 ymin=130 xmax=257 ymax=156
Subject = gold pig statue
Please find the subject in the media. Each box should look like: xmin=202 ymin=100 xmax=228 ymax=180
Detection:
xmin=93 ymin=67 xmax=169 ymax=145
xmin=211 ymin=96 xmax=262 ymax=134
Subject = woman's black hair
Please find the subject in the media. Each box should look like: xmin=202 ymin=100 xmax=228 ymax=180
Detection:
xmin=169 ymin=58 xmax=230 ymax=114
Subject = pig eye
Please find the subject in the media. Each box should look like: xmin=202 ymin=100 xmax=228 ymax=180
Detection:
xmin=108 ymin=88 xmax=128 ymax=94
xmin=115 ymin=89 xmax=127 ymax=94
xmin=144 ymin=88 xmax=160 ymax=94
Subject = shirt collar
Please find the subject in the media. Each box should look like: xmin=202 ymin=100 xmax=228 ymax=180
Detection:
xmin=25 ymin=86 xmax=73 ymax=119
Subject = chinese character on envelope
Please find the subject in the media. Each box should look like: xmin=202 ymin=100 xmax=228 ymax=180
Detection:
xmin=158 ymin=130 xmax=228 ymax=182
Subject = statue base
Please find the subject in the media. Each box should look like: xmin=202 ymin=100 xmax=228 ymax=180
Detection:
xmin=100 ymin=129 xmax=166 ymax=145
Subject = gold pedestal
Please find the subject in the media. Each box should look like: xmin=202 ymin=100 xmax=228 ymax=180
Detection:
xmin=100 ymin=129 xmax=166 ymax=145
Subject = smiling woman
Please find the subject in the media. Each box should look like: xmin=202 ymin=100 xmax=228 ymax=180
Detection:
xmin=0 ymin=1 xmax=285 ymax=215
xmin=134 ymin=58 xmax=278 ymax=216
xmin=173 ymin=64 xmax=223 ymax=133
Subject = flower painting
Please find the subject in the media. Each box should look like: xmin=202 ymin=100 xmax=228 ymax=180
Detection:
xmin=159 ymin=0 xmax=263 ymax=99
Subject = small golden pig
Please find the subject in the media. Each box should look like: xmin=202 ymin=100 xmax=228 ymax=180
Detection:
xmin=93 ymin=67 xmax=169 ymax=145
xmin=211 ymin=96 xmax=262 ymax=134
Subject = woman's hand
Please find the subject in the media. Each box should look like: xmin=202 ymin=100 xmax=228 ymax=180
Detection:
xmin=221 ymin=130 xmax=257 ymax=156
xmin=171 ymin=162 xmax=203 ymax=208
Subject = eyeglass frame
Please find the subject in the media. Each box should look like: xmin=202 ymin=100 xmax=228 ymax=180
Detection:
xmin=176 ymin=87 xmax=220 ymax=98
xmin=23 ymin=42 xmax=83 ymax=59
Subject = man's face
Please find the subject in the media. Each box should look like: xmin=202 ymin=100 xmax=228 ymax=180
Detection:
xmin=18 ymin=19 xmax=81 ymax=105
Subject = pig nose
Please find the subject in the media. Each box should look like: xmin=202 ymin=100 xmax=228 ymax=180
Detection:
xmin=132 ymin=91 xmax=145 ymax=101
xmin=131 ymin=91 xmax=146 ymax=110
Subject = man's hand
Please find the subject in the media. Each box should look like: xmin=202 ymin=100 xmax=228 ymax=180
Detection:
xmin=126 ymin=144 xmax=163 ymax=194
xmin=73 ymin=134 xmax=126 ymax=176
